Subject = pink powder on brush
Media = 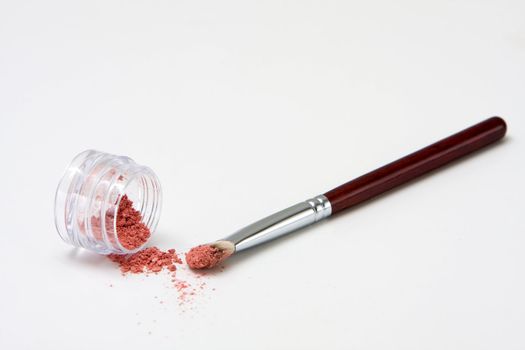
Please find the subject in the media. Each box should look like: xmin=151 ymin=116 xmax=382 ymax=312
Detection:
xmin=185 ymin=245 xmax=226 ymax=270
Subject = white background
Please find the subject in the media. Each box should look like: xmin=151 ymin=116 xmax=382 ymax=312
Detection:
xmin=1 ymin=0 xmax=524 ymax=349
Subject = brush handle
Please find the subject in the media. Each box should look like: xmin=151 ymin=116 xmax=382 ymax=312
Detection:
xmin=221 ymin=117 xmax=506 ymax=253
xmin=324 ymin=117 xmax=507 ymax=215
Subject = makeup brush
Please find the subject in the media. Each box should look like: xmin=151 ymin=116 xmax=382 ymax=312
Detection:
xmin=185 ymin=117 xmax=507 ymax=269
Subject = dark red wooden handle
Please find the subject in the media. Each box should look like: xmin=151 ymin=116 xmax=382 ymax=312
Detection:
xmin=324 ymin=117 xmax=507 ymax=215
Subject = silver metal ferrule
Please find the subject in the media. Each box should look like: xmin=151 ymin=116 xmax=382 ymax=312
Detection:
xmin=222 ymin=195 xmax=332 ymax=252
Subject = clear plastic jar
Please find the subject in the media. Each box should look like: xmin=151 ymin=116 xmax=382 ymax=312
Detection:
xmin=54 ymin=150 xmax=162 ymax=254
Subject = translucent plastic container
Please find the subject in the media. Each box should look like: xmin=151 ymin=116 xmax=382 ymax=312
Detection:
xmin=54 ymin=150 xmax=162 ymax=254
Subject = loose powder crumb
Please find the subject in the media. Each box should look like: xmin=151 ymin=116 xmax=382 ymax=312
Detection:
xmin=185 ymin=245 xmax=226 ymax=270
xmin=116 ymin=195 xmax=151 ymax=250
xmin=108 ymin=247 xmax=181 ymax=274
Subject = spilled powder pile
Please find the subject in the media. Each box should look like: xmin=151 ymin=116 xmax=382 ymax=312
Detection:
xmin=108 ymin=247 xmax=182 ymax=274
xmin=107 ymin=195 xmax=223 ymax=308
xmin=108 ymin=246 xmax=210 ymax=307
xmin=116 ymin=195 xmax=150 ymax=250
xmin=109 ymin=195 xmax=180 ymax=274
xmin=185 ymin=245 xmax=226 ymax=270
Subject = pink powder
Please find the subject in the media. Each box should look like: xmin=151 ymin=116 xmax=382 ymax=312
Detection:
xmin=116 ymin=195 xmax=150 ymax=250
xmin=107 ymin=196 xmax=221 ymax=307
xmin=108 ymin=196 xmax=181 ymax=274
xmin=108 ymin=247 xmax=181 ymax=274
xmin=185 ymin=245 xmax=226 ymax=270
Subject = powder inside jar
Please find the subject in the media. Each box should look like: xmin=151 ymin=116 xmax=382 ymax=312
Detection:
xmin=116 ymin=195 xmax=150 ymax=250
